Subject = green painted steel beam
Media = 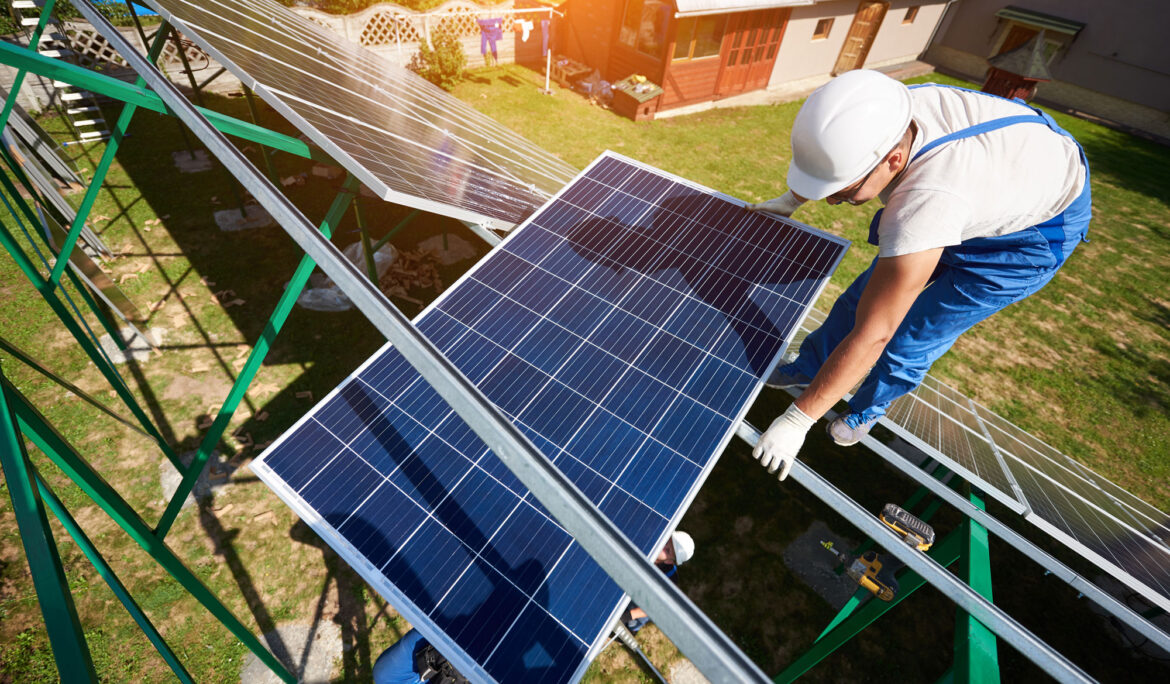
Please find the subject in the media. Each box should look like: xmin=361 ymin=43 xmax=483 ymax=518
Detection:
xmin=155 ymin=176 xmax=360 ymax=538
xmin=0 ymin=41 xmax=331 ymax=164
xmin=773 ymin=528 xmax=965 ymax=683
xmin=954 ymin=488 xmax=1000 ymax=683
xmin=0 ymin=0 xmax=59 ymax=131
xmin=47 ymin=19 xmax=173 ymax=288
xmin=3 ymin=378 xmax=295 ymax=683
xmin=0 ymin=165 xmax=129 ymax=354
xmin=0 ymin=217 xmax=180 ymax=468
xmin=34 ymin=470 xmax=195 ymax=684
xmin=0 ymin=370 xmax=98 ymax=682
xmin=0 ymin=336 xmax=150 ymax=438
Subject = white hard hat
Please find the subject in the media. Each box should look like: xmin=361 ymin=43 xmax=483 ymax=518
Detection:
xmin=787 ymin=70 xmax=912 ymax=200
xmin=671 ymin=531 xmax=695 ymax=565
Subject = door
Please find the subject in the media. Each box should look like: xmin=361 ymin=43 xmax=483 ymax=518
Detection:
xmin=832 ymin=1 xmax=889 ymax=75
xmin=717 ymin=9 xmax=788 ymax=96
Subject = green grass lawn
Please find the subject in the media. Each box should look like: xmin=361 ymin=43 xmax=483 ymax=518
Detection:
xmin=0 ymin=62 xmax=1167 ymax=684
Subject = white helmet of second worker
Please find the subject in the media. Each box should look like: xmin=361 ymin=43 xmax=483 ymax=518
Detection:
xmin=787 ymin=69 xmax=912 ymax=200
xmin=671 ymin=531 xmax=695 ymax=565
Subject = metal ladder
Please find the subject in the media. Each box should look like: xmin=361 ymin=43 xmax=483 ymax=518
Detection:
xmin=13 ymin=0 xmax=110 ymax=144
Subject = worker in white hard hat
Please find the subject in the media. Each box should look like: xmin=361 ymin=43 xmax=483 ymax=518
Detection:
xmin=748 ymin=69 xmax=1091 ymax=480
xmin=622 ymin=530 xmax=695 ymax=633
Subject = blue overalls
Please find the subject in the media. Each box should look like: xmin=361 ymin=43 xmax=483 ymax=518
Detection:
xmin=783 ymin=85 xmax=1092 ymax=427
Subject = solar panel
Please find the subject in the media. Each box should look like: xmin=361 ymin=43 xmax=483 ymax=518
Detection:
xmin=145 ymin=0 xmax=578 ymax=227
xmin=252 ymin=152 xmax=848 ymax=682
xmin=786 ymin=307 xmax=1170 ymax=613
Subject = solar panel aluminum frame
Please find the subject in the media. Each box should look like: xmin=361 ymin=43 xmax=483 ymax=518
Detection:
xmin=143 ymin=0 xmax=574 ymax=232
xmin=252 ymin=150 xmax=849 ymax=682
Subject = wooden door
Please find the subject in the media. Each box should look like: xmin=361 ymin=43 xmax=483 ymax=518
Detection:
xmin=717 ymin=9 xmax=788 ymax=96
xmin=997 ymin=25 xmax=1038 ymax=54
xmin=832 ymin=1 xmax=889 ymax=75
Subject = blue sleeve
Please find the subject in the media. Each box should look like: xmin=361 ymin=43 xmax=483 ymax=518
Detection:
xmin=372 ymin=629 xmax=427 ymax=684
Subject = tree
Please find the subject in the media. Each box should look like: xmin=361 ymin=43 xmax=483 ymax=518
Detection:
xmin=408 ymin=26 xmax=466 ymax=90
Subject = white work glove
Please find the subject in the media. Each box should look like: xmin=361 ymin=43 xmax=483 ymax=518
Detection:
xmin=747 ymin=190 xmax=804 ymax=218
xmin=752 ymin=403 xmax=815 ymax=481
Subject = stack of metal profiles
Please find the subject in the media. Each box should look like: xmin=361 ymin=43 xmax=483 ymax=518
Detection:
xmin=789 ymin=307 xmax=1170 ymax=613
xmin=144 ymin=0 xmax=579 ymax=227
xmin=253 ymin=153 xmax=849 ymax=682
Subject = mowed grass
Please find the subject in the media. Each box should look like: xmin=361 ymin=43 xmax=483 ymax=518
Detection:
xmin=0 ymin=61 xmax=1166 ymax=684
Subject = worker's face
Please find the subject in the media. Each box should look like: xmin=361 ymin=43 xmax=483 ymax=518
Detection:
xmin=824 ymin=143 xmax=906 ymax=206
xmin=657 ymin=539 xmax=676 ymax=564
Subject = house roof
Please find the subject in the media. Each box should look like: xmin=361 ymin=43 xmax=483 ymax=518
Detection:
xmin=994 ymin=6 xmax=1085 ymax=36
xmin=673 ymin=1 xmax=814 ymax=18
xmin=988 ymin=30 xmax=1053 ymax=80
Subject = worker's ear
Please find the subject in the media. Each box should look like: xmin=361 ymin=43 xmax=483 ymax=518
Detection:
xmin=885 ymin=145 xmax=908 ymax=175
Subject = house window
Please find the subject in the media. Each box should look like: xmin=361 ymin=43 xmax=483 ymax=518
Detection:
xmin=812 ymin=18 xmax=833 ymax=41
xmin=903 ymin=6 xmax=919 ymax=24
xmin=619 ymin=0 xmax=671 ymax=59
xmin=673 ymin=15 xmax=726 ymax=60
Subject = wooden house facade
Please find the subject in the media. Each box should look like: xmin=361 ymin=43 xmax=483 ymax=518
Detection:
xmin=558 ymin=0 xmax=951 ymax=115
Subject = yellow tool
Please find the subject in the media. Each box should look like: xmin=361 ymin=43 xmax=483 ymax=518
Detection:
xmin=821 ymin=541 xmax=899 ymax=602
xmin=880 ymin=503 xmax=936 ymax=551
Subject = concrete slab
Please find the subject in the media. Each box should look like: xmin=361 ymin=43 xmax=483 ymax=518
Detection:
xmin=215 ymin=204 xmax=276 ymax=232
xmin=782 ymin=520 xmax=862 ymax=611
xmin=172 ymin=149 xmax=214 ymax=173
xmin=669 ymin=659 xmax=711 ymax=684
xmin=239 ymin=621 xmax=342 ymax=684
xmin=417 ymin=233 xmax=479 ymax=265
xmin=158 ymin=449 xmax=234 ymax=510
xmin=98 ymin=326 xmax=164 ymax=364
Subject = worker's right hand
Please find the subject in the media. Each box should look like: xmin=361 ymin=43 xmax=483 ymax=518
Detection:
xmin=747 ymin=190 xmax=804 ymax=218
xmin=752 ymin=403 xmax=816 ymax=481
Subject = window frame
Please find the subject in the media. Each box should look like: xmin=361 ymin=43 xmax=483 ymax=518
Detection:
xmin=672 ymin=14 xmax=727 ymax=62
xmin=812 ymin=17 xmax=833 ymax=41
xmin=903 ymin=6 xmax=920 ymax=25
xmin=619 ymin=0 xmax=672 ymax=60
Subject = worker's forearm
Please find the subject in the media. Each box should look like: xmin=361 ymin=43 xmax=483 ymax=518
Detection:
xmin=793 ymin=331 xmax=889 ymax=419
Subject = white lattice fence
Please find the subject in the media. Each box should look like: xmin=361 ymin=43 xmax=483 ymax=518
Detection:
xmin=294 ymin=1 xmax=551 ymax=69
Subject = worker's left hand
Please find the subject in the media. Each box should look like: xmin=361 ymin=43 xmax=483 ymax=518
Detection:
xmin=747 ymin=190 xmax=804 ymax=218
xmin=753 ymin=404 xmax=815 ymax=481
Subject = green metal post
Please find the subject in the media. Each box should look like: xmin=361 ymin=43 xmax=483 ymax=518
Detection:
xmin=773 ymin=528 xmax=965 ymax=683
xmin=0 ymin=336 xmax=149 ymax=439
xmin=0 ymin=217 xmax=180 ymax=468
xmin=953 ymin=488 xmax=999 ymax=683
xmin=0 ymin=165 xmax=128 ymax=353
xmin=370 ymin=209 xmax=421 ymax=253
xmin=242 ymin=86 xmax=280 ymax=186
xmin=0 ymin=0 xmax=59 ymax=132
xmin=4 ymin=379 xmax=295 ymax=683
xmin=0 ymin=368 xmax=98 ymax=682
xmin=155 ymin=176 xmax=360 ymax=538
xmin=45 ymin=21 xmax=173 ymax=288
xmin=354 ymin=195 xmax=379 ymax=282
xmin=34 ymin=470 xmax=195 ymax=684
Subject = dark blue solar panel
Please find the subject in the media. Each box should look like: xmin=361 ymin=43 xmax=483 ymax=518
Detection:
xmin=253 ymin=153 xmax=848 ymax=682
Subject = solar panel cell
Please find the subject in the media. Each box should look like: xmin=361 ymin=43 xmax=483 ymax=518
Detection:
xmin=254 ymin=153 xmax=847 ymax=681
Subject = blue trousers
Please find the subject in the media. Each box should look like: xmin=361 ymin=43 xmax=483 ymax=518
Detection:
xmin=786 ymin=171 xmax=1091 ymax=426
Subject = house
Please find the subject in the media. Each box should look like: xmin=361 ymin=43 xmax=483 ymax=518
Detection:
xmin=925 ymin=1 xmax=1170 ymax=141
xmin=556 ymin=0 xmax=952 ymax=116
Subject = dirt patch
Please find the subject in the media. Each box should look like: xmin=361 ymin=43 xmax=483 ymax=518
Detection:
xmin=161 ymin=373 xmax=234 ymax=404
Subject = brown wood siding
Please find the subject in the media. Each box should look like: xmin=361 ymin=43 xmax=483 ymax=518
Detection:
xmin=660 ymin=57 xmax=721 ymax=106
xmin=607 ymin=42 xmax=667 ymax=87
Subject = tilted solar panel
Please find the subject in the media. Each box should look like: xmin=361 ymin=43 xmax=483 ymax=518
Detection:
xmin=145 ymin=0 xmax=578 ymax=227
xmin=787 ymin=307 xmax=1170 ymax=613
xmin=252 ymin=153 xmax=848 ymax=681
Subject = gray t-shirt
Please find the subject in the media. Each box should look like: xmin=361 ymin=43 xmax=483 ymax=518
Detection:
xmin=875 ymin=86 xmax=1086 ymax=257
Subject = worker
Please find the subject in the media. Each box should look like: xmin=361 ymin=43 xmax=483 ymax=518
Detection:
xmin=373 ymin=628 xmax=468 ymax=684
xmin=621 ymin=530 xmax=695 ymax=633
xmin=748 ymin=69 xmax=1090 ymax=480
